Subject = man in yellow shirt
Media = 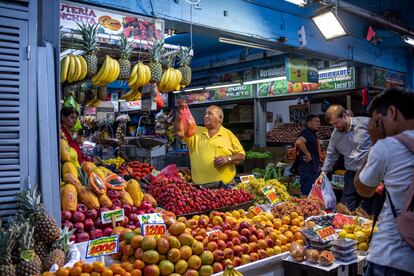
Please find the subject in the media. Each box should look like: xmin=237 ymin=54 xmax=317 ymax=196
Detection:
xmin=174 ymin=102 xmax=245 ymax=184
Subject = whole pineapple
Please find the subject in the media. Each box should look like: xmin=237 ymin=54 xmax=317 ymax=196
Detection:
xmin=77 ymin=22 xmax=99 ymax=76
xmin=149 ymin=38 xmax=165 ymax=83
xmin=0 ymin=227 xmax=17 ymax=276
xmin=16 ymin=222 xmax=42 ymax=276
xmin=33 ymin=240 xmax=49 ymax=269
xmin=17 ymin=186 xmax=60 ymax=245
xmin=117 ymin=34 xmax=133 ymax=80
xmin=177 ymin=46 xmax=192 ymax=86
xmin=43 ymin=227 xmax=74 ymax=271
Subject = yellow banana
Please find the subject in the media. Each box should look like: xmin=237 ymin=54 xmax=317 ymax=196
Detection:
xmin=134 ymin=62 xmax=143 ymax=88
xmin=144 ymin=64 xmax=151 ymax=84
xmin=110 ymin=59 xmax=119 ymax=83
xmin=121 ymin=88 xmax=135 ymax=100
xmin=97 ymin=55 xmax=111 ymax=86
xmin=167 ymin=68 xmax=176 ymax=92
xmin=60 ymin=56 xmax=70 ymax=83
xmin=67 ymin=55 xmax=76 ymax=83
xmin=175 ymin=69 xmax=182 ymax=89
xmin=131 ymin=91 xmax=142 ymax=101
xmin=113 ymin=59 xmax=120 ymax=82
xmin=78 ymin=55 xmax=88 ymax=81
xmin=92 ymin=55 xmax=108 ymax=86
xmin=159 ymin=69 xmax=169 ymax=92
xmin=73 ymin=55 xmax=82 ymax=81
xmin=103 ymin=57 xmax=114 ymax=85
xmin=128 ymin=63 xmax=139 ymax=88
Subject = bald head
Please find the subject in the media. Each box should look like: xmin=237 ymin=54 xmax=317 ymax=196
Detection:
xmin=325 ymin=105 xmax=346 ymax=122
xmin=326 ymin=105 xmax=350 ymax=131
xmin=204 ymin=105 xmax=224 ymax=129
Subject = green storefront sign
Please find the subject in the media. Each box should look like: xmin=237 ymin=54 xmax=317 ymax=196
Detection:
xmin=258 ymin=67 xmax=355 ymax=98
xmin=285 ymin=58 xmax=319 ymax=83
xmin=176 ymin=84 xmax=253 ymax=105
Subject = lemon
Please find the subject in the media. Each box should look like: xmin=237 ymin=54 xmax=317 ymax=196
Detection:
xmin=344 ymin=224 xmax=354 ymax=233
xmin=358 ymin=242 xmax=368 ymax=251
xmin=354 ymin=231 xmax=366 ymax=243
xmin=338 ymin=230 xmax=348 ymax=238
xmin=353 ymin=226 xmax=362 ymax=233
xmin=346 ymin=233 xmax=355 ymax=240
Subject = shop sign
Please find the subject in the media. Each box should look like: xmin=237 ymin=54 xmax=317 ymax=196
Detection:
xmin=285 ymin=58 xmax=319 ymax=83
xmin=60 ymin=1 xmax=164 ymax=43
xmin=101 ymin=209 xmax=125 ymax=224
xmin=373 ymin=67 xmax=405 ymax=89
xmin=86 ymin=235 xmax=118 ymax=258
xmin=176 ymin=84 xmax=253 ymax=105
xmin=119 ymin=100 xmax=156 ymax=111
xmin=262 ymin=186 xmax=279 ymax=204
xmin=257 ymin=64 xmax=285 ymax=79
xmin=258 ymin=67 xmax=355 ymax=98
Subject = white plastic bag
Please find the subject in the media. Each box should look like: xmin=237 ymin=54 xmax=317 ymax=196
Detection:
xmin=308 ymin=174 xmax=337 ymax=211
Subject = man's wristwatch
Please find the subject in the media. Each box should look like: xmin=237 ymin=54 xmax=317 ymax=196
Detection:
xmin=227 ymin=156 xmax=232 ymax=163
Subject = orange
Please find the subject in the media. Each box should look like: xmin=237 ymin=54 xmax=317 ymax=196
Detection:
xmin=275 ymin=239 xmax=282 ymax=246
xmin=281 ymin=216 xmax=290 ymax=225
xmin=93 ymin=262 xmax=105 ymax=272
xmin=272 ymin=219 xmax=282 ymax=229
xmin=91 ymin=273 xmax=101 ymax=276
xmin=121 ymin=262 xmax=134 ymax=272
xmin=294 ymin=232 xmax=303 ymax=241
xmin=298 ymin=215 xmax=304 ymax=222
xmin=69 ymin=266 xmax=82 ymax=276
xmin=133 ymin=259 xmax=145 ymax=270
xmin=74 ymin=261 xmax=85 ymax=267
xmin=277 ymin=234 xmax=287 ymax=245
xmin=269 ymin=231 xmax=278 ymax=242
xmin=56 ymin=268 xmax=70 ymax=276
xmin=285 ymin=231 xmax=294 ymax=243
xmin=279 ymin=225 xmax=288 ymax=233
xmin=290 ymin=212 xmax=299 ymax=219
xmin=131 ymin=270 xmax=142 ymax=276
xmin=290 ymin=226 xmax=300 ymax=233
xmin=102 ymin=268 xmax=114 ymax=276
xmin=80 ymin=273 xmax=91 ymax=276
xmin=291 ymin=218 xmax=300 ymax=226
xmin=110 ymin=264 xmax=123 ymax=274
xmin=280 ymin=245 xmax=288 ymax=252
xmin=82 ymin=263 xmax=94 ymax=273
xmin=122 ymin=272 xmax=132 ymax=276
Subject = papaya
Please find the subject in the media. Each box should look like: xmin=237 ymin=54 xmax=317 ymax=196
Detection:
xmin=78 ymin=186 xmax=100 ymax=209
xmin=99 ymin=194 xmax=113 ymax=208
xmin=62 ymin=162 xmax=78 ymax=177
xmin=92 ymin=167 xmax=107 ymax=179
xmin=120 ymin=190 xmax=134 ymax=206
xmin=105 ymin=174 xmax=127 ymax=190
xmin=63 ymin=173 xmax=82 ymax=193
xmin=61 ymin=183 xmax=77 ymax=211
xmin=60 ymin=139 xmax=71 ymax=162
xmin=81 ymin=161 xmax=97 ymax=176
xmin=126 ymin=179 xmax=144 ymax=207
xmin=69 ymin=147 xmax=81 ymax=168
xmin=88 ymin=172 xmax=107 ymax=195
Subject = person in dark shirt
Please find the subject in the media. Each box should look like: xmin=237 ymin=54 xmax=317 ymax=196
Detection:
xmin=295 ymin=114 xmax=321 ymax=195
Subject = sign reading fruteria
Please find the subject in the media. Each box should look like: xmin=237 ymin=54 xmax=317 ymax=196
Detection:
xmin=176 ymin=84 xmax=253 ymax=105
xmin=86 ymin=235 xmax=118 ymax=258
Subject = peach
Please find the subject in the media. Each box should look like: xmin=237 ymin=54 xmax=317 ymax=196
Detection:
xmin=186 ymin=219 xmax=198 ymax=230
xmin=248 ymin=242 xmax=258 ymax=253
xmin=212 ymin=216 xmax=223 ymax=226
xmin=202 ymin=237 xmax=209 ymax=247
xmin=241 ymin=254 xmax=251 ymax=265
xmin=239 ymin=236 xmax=248 ymax=244
xmin=194 ymin=235 xmax=204 ymax=242
xmin=195 ymin=228 xmax=206 ymax=237
xmin=232 ymin=237 xmax=241 ymax=245
xmin=213 ymin=262 xmax=223 ymax=273
xmin=221 ymin=222 xmax=231 ymax=231
xmin=218 ymin=232 xmax=228 ymax=241
xmin=217 ymin=240 xmax=226 ymax=251
xmin=258 ymin=239 xmax=267 ymax=250
xmin=223 ymin=248 xmax=234 ymax=259
xmin=233 ymin=245 xmax=243 ymax=257
xmin=240 ymin=228 xmax=251 ymax=237
xmin=213 ymin=250 xmax=224 ymax=262
xmin=198 ymin=219 xmax=208 ymax=228
xmin=266 ymin=247 xmax=275 ymax=256
xmin=232 ymin=256 xmax=242 ymax=267
xmin=210 ymin=211 xmax=220 ymax=220
xmin=226 ymin=241 xmax=234 ymax=249
xmin=257 ymin=230 xmax=265 ymax=239
xmin=207 ymin=241 xmax=218 ymax=252
xmin=249 ymin=235 xmax=258 ymax=243
xmin=240 ymin=243 xmax=250 ymax=254
xmin=258 ymin=249 xmax=269 ymax=259
xmin=200 ymin=215 xmax=210 ymax=223
xmin=250 ymin=252 xmax=259 ymax=262
xmin=265 ymin=237 xmax=274 ymax=248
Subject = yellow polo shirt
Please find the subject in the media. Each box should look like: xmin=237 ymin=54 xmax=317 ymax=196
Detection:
xmin=183 ymin=126 xmax=245 ymax=184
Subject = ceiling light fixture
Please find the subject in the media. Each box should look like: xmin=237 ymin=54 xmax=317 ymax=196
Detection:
xmin=284 ymin=0 xmax=307 ymax=7
xmin=243 ymin=76 xmax=286 ymax=85
xmin=403 ymin=36 xmax=414 ymax=46
xmin=205 ymin=82 xmax=242 ymax=90
xmin=312 ymin=10 xmax=347 ymax=40
xmin=218 ymin=37 xmax=276 ymax=51
xmin=184 ymin=87 xmax=205 ymax=92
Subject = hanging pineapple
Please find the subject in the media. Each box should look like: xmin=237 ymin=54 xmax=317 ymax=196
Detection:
xmin=117 ymin=34 xmax=133 ymax=80
xmin=16 ymin=222 xmax=43 ymax=276
xmin=43 ymin=227 xmax=74 ymax=271
xmin=77 ymin=22 xmax=99 ymax=77
xmin=177 ymin=46 xmax=192 ymax=87
xmin=17 ymin=186 xmax=61 ymax=246
xmin=0 ymin=226 xmax=17 ymax=276
xmin=149 ymin=38 xmax=165 ymax=83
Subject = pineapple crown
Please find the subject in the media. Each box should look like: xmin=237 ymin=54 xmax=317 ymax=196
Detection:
xmin=177 ymin=46 xmax=192 ymax=67
xmin=52 ymin=227 xmax=75 ymax=254
xmin=160 ymin=52 xmax=176 ymax=69
xmin=17 ymin=185 xmax=44 ymax=216
xmin=118 ymin=34 xmax=133 ymax=60
xmin=149 ymin=38 xmax=165 ymax=63
xmin=76 ymin=22 xmax=99 ymax=54
xmin=0 ymin=226 xmax=17 ymax=262
xmin=17 ymin=221 xmax=35 ymax=251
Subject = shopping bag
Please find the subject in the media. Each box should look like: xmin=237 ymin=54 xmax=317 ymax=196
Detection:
xmin=160 ymin=164 xmax=179 ymax=177
xmin=308 ymin=174 xmax=337 ymax=211
xmin=179 ymin=104 xmax=196 ymax=137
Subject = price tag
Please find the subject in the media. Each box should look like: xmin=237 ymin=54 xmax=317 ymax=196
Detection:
xmin=142 ymin=223 xmax=167 ymax=237
xmin=101 ymin=209 xmax=125 ymax=224
xmin=262 ymin=186 xmax=279 ymax=204
xmin=206 ymin=229 xmax=222 ymax=237
xmin=240 ymin=175 xmax=255 ymax=183
xmin=251 ymin=205 xmax=263 ymax=215
xmin=86 ymin=235 xmax=118 ymax=259
xmin=314 ymin=226 xmax=337 ymax=242
xmin=138 ymin=213 xmax=164 ymax=225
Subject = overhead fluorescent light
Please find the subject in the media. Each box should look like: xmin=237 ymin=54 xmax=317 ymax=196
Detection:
xmin=403 ymin=36 xmax=414 ymax=46
xmin=184 ymin=87 xmax=204 ymax=92
xmin=173 ymin=90 xmax=182 ymax=94
xmin=312 ymin=10 xmax=347 ymax=40
xmin=218 ymin=37 xmax=275 ymax=51
xmin=284 ymin=0 xmax=307 ymax=6
xmin=205 ymin=82 xmax=242 ymax=90
xmin=243 ymin=76 xmax=286 ymax=85
xmin=60 ymin=49 xmax=84 ymax=58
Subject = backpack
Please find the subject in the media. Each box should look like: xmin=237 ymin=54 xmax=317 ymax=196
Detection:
xmin=386 ymin=133 xmax=414 ymax=249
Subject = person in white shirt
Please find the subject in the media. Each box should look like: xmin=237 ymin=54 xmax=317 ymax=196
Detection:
xmin=354 ymin=89 xmax=414 ymax=275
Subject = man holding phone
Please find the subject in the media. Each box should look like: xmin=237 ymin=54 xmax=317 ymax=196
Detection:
xmin=174 ymin=101 xmax=245 ymax=185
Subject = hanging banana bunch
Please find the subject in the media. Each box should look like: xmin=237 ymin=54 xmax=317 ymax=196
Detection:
xmin=159 ymin=67 xmax=182 ymax=93
xmin=91 ymin=55 xmax=120 ymax=87
xmin=121 ymin=88 xmax=142 ymax=101
xmin=128 ymin=62 xmax=151 ymax=89
xmin=60 ymin=54 xmax=88 ymax=83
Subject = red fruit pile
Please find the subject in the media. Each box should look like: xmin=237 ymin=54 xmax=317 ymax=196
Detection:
xmin=147 ymin=175 xmax=253 ymax=215
xmin=119 ymin=161 xmax=154 ymax=180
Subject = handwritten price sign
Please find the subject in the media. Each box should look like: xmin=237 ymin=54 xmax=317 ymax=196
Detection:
xmin=251 ymin=205 xmax=264 ymax=215
xmin=142 ymin=223 xmax=167 ymax=237
xmin=262 ymin=186 xmax=279 ymax=204
xmin=101 ymin=209 xmax=125 ymax=224
xmin=86 ymin=235 xmax=118 ymax=258
xmin=138 ymin=213 xmax=163 ymax=224
xmin=315 ymin=226 xmax=337 ymax=242
xmin=240 ymin=175 xmax=255 ymax=183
